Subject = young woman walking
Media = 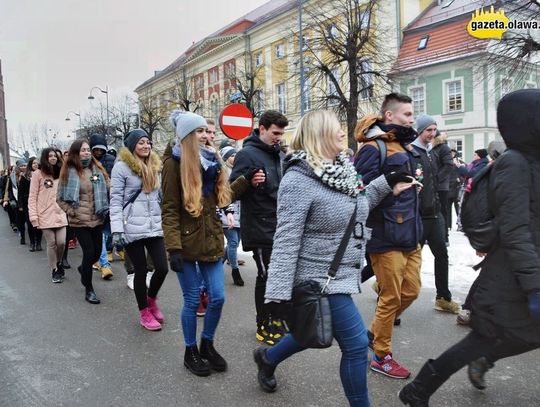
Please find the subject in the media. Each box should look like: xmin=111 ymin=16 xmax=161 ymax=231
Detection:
xmin=253 ymin=110 xmax=415 ymax=406
xmin=110 ymin=129 xmax=168 ymax=331
xmin=28 ymin=148 xmax=68 ymax=283
xmin=18 ymin=157 xmax=43 ymax=252
xmin=57 ymin=139 xmax=109 ymax=304
xmin=161 ymin=110 xmax=249 ymax=377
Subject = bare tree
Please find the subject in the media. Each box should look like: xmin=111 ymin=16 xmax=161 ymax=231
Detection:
xmin=487 ymin=0 xmax=540 ymax=79
xmin=288 ymin=0 xmax=394 ymax=148
xmin=224 ymin=63 xmax=265 ymax=117
xmin=138 ymin=90 xmax=166 ymax=139
xmin=169 ymin=69 xmax=202 ymax=113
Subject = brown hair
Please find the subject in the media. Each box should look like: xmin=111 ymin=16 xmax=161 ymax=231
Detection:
xmin=59 ymin=138 xmax=109 ymax=184
xmin=180 ymin=132 xmax=231 ymax=217
xmin=380 ymin=92 xmax=412 ymax=116
xmin=40 ymin=148 xmax=62 ymax=179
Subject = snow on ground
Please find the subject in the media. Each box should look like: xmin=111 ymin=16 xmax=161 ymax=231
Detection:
xmin=420 ymin=228 xmax=480 ymax=300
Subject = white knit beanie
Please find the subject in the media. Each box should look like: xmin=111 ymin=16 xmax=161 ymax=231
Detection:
xmin=169 ymin=110 xmax=207 ymax=141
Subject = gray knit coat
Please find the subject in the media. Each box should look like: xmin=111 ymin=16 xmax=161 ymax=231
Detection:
xmin=265 ymin=157 xmax=391 ymax=301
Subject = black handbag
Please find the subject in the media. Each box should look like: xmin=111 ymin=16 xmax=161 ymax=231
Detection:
xmin=290 ymin=206 xmax=358 ymax=349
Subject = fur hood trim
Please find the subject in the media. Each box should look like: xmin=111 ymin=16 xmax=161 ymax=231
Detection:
xmin=118 ymin=147 xmax=161 ymax=176
xmin=432 ymin=132 xmax=448 ymax=148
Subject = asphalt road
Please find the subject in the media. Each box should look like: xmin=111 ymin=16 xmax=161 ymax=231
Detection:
xmin=0 ymin=213 xmax=538 ymax=406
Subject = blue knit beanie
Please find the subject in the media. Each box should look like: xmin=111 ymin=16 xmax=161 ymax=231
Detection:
xmin=124 ymin=128 xmax=150 ymax=152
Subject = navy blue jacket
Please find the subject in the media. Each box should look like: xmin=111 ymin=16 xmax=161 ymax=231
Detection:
xmin=354 ymin=116 xmax=422 ymax=253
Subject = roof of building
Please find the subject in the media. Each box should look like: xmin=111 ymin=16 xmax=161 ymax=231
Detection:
xmin=392 ymin=0 xmax=494 ymax=73
xmin=135 ymin=0 xmax=296 ymax=92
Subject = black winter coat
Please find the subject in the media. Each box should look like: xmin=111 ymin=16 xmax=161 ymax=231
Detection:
xmin=230 ymin=130 xmax=284 ymax=250
xmin=97 ymin=153 xmax=116 ymax=177
xmin=17 ymin=176 xmax=31 ymax=210
xmin=470 ymin=89 xmax=540 ymax=345
xmin=410 ymin=141 xmax=440 ymax=219
xmin=430 ymin=142 xmax=453 ymax=191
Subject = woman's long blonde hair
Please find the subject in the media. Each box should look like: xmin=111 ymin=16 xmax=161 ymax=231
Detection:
xmin=290 ymin=110 xmax=343 ymax=172
xmin=134 ymin=153 xmax=160 ymax=193
xmin=181 ymin=132 xmax=231 ymax=217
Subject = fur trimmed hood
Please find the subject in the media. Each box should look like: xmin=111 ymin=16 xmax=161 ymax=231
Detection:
xmin=431 ymin=132 xmax=448 ymax=148
xmin=117 ymin=147 xmax=161 ymax=176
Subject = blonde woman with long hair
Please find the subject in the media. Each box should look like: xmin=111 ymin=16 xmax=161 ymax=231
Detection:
xmin=109 ymin=129 xmax=168 ymax=331
xmin=161 ymin=110 xmax=250 ymax=377
xmin=254 ymin=110 xmax=416 ymax=406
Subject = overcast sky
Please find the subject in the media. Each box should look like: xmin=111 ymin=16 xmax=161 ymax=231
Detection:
xmin=0 ymin=0 xmax=269 ymax=142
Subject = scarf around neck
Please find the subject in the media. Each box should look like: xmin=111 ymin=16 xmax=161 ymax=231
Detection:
xmin=293 ymin=150 xmax=360 ymax=197
xmin=58 ymin=167 xmax=109 ymax=216
xmin=172 ymin=144 xmax=222 ymax=197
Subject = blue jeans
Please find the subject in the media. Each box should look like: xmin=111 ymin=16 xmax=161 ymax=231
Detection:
xmin=224 ymin=227 xmax=240 ymax=268
xmin=176 ymin=261 xmax=225 ymax=347
xmin=265 ymin=295 xmax=371 ymax=407
xmin=98 ymin=221 xmax=111 ymax=268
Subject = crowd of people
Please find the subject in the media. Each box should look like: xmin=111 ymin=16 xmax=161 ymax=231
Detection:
xmin=0 ymin=88 xmax=538 ymax=406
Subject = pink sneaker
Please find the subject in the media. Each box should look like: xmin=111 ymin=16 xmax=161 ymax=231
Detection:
xmin=370 ymin=354 xmax=410 ymax=379
xmin=147 ymin=296 xmax=164 ymax=323
xmin=139 ymin=308 xmax=161 ymax=331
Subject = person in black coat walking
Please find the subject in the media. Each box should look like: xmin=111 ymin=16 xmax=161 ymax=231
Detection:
xmin=399 ymin=88 xmax=540 ymax=406
xmin=430 ymin=130 xmax=453 ymax=241
xmin=229 ymin=110 xmax=289 ymax=346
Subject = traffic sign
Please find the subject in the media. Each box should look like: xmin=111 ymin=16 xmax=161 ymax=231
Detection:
xmin=219 ymin=104 xmax=254 ymax=140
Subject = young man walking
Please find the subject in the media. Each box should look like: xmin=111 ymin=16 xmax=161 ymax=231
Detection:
xmin=354 ymin=93 xmax=422 ymax=379
xmin=230 ymin=110 xmax=288 ymax=345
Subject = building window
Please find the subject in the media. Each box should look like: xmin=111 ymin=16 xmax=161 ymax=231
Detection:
xmin=255 ymin=52 xmax=263 ymax=67
xmin=446 ymin=79 xmax=463 ymax=113
xmin=409 ymin=86 xmax=425 ymax=116
xmin=275 ymin=43 xmax=285 ymax=59
xmin=501 ymin=77 xmax=513 ymax=97
xmin=276 ymin=83 xmax=286 ymax=113
xmin=195 ymin=76 xmax=204 ymax=90
xmin=358 ymin=59 xmax=373 ymax=100
xmin=328 ymin=67 xmax=340 ymax=106
xmin=418 ymin=36 xmax=429 ymax=50
xmin=302 ymin=75 xmax=311 ymax=112
xmin=209 ymin=69 xmax=218 ymax=84
xmin=359 ymin=10 xmax=370 ymax=30
xmin=327 ymin=23 xmax=338 ymax=39
xmin=301 ymin=36 xmax=309 ymax=51
xmin=224 ymin=62 xmax=235 ymax=79
xmin=210 ymin=97 xmax=220 ymax=124
xmin=254 ymin=90 xmax=265 ymax=113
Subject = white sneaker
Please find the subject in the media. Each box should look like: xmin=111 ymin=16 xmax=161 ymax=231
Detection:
xmin=146 ymin=271 xmax=154 ymax=288
xmin=126 ymin=273 xmax=134 ymax=290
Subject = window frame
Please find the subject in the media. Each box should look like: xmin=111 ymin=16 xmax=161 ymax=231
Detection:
xmin=358 ymin=59 xmax=374 ymax=100
xmin=444 ymin=78 xmax=464 ymax=114
xmin=276 ymin=82 xmax=286 ymax=114
xmin=408 ymin=84 xmax=426 ymax=116
xmin=328 ymin=67 xmax=340 ymax=106
xmin=275 ymin=43 xmax=285 ymax=59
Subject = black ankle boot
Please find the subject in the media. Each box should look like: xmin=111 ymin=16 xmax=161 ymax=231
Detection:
xmin=468 ymin=357 xmax=493 ymax=390
xmin=253 ymin=348 xmax=277 ymax=393
xmin=29 ymin=242 xmax=36 ymax=252
xmin=200 ymin=338 xmax=227 ymax=372
xmin=20 ymin=237 xmax=25 ymax=245
xmin=85 ymin=289 xmax=100 ymax=304
xmin=399 ymin=360 xmax=445 ymax=406
xmin=36 ymin=241 xmax=42 ymax=251
xmin=61 ymin=258 xmax=71 ymax=269
xmin=231 ymin=268 xmax=244 ymax=286
xmin=56 ymin=262 xmax=65 ymax=279
xmin=184 ymin=346 xmax=211 ymax=376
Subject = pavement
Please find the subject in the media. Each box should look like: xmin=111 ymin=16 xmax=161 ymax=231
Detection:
xmin=0 ymin=212 xmax=538 ymax=407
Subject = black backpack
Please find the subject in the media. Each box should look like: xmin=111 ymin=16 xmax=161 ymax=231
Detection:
xmin=460 ymin=163 xmax=497 ymax=254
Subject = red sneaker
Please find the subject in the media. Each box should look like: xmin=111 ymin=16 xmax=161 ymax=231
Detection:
xmin=68 ymin=239 xmax=77 ymax=250
xmin=196 ymin=291 xmax=208 ymax=317
xmin=370 ymin=354 xmax=411 ymax=379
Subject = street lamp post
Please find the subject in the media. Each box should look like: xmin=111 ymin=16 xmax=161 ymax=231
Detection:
xmin=65 ymin=111 xmax=82 ymax=135
xmin=88 ymin=85 xmax=109 ymax=136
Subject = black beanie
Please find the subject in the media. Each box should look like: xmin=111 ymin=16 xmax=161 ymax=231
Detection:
xmin=124 ymin=129 xmax=150 ymax=152
xmin=474 ymin=148 xmax=488 ymax=159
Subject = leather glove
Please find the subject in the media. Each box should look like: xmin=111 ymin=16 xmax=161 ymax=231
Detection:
xmin=112 ymin=232 xmax=127 ymax=247
xmin=527 ymin=290 xmax=540 ymax=321
xmin=267 ymin=301 xmax=293 ymax=324
xmin=169 ymin=250 xmax=184 ymax=273
xmin=385 ymin=171 xmax=414 ymax=188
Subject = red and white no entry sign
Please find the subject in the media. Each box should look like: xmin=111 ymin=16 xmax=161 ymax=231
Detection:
xmin=219 ymin=104 xmax=254 ymax=140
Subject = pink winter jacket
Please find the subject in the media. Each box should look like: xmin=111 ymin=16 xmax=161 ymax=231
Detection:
xmin=28 ymin=169 xmax=68 ymax=229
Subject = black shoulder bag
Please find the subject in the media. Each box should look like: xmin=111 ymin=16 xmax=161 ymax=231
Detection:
xmin=290 ymin=206 xmax=358 ymax=349
xmin=123 ymin=188 xmax=142 ymax=210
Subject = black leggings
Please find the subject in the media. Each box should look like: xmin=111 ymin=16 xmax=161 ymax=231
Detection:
xmin=23 ymin=209 xmax=42 ymax=245
xmin=63 ymin=226 xmax=75 ymax=261
xmin=252 ymin=247 xmax=272 ymax=326
xmin=74 ymin=226 xmax=103 ymax=290
xmin=431 ymin=329 xmax=538 ymax=381
xmin=125 ymin=237 xmax=169 ymax=310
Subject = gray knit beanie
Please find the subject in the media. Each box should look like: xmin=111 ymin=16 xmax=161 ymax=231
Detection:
xmin=220 ymin=146 xmax=237 ymax=162
xmin=16 ymin=159 xmax=28 ymax=167
xmin=415 ymin=114 xmax=437 ymax=135
xmin=169 ymin=110 xmax=207 ymax=142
